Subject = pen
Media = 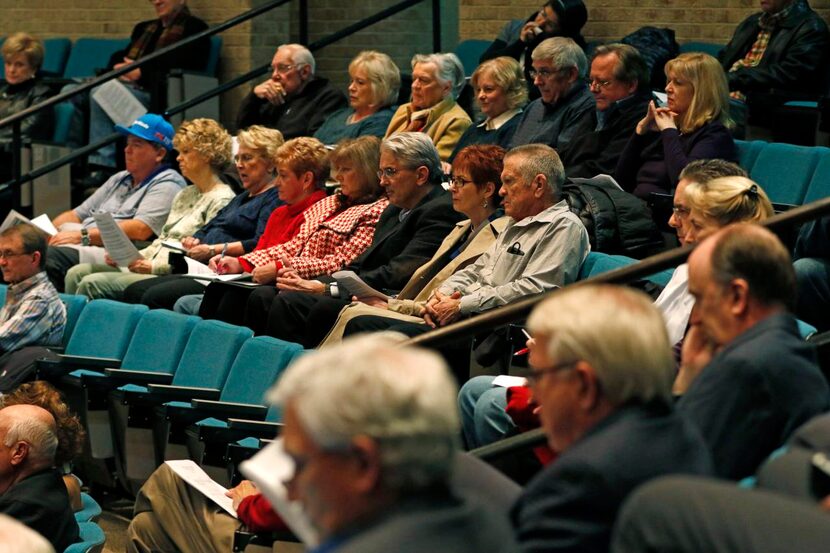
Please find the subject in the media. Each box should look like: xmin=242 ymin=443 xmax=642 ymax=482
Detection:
xmin=514 ymin=328 xmax=532 ymax=356
xmin=217 ymin=243 xmax=228 ymax=275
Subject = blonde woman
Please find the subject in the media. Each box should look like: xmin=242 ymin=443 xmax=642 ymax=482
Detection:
xmin=615 ymin=52 xmax=737 ymax=199
xmin=0 ymin=33 xmax=51 ymax=142
xmin=65 ymin=118 xmax=235 ymax=299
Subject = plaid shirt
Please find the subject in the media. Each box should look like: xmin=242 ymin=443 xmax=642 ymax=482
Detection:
xmin=241 ymin=194 xmax=389 ymax=278
xmin=0 ymin=271 xmax=66 ymax=353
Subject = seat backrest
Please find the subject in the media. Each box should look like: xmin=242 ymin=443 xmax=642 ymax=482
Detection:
xmin=64 ymin=299 xmax=147 ymax=359
xmin=204 ymin=35 xmax=222 ymax=76
xmin=678 ymin=41 xmax=724 ymax=58
xmin=171 ymin=319 xmax=253 ymax=390
xmin=802 ymin=150 xmax=830 ymax=204
xmin=41 ymin=37 xmax=72 ymax=77
xmin=64 ymin=521 xmax=106 ymax=553
xmin=119 ymin=309 xmax=200 ymax=374
xmin=0 ymin=283 xmax=7 ymax=309
xmin=52 ymin=102 xmax=76 ymax=144
xmin=454 ymin=39 xmax=493 ymax=75
xmin=58 ymin=293 xmax=87 ymax=348
xmin=219 ymin=336 xmax=304 ymax=405
xmin=735 ymin=139 xmax=766 ymax=173
xmin=63 ymin=38 xmax=129 ymax=79
xmin=750 ymin=142 xmax=822 ymax=205
xmin=578 ymin=252 xmax=675 ymax=287
xmin=74 ymin=492 xmax=102 ymax=523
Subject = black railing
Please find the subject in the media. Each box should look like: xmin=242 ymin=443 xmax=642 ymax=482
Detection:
xmin=1 ymin=0 xmax=444 ymax=211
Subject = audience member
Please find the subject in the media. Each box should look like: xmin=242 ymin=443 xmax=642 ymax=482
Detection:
xmin=46 ymin=113 xmax=186 ymax=291
xmin=720 ymin=0 xmax=829 ymax=124
xmin=0 ymin=33 xmax=52 ymax=143
xmin=0 ymin=513 xmax=55 ymax=553
xmin=676 ymin=224 xmax=830 ymax=479
xmin=793 ymin=216 xmax=830 ymax=332
xmin=321 ymin=144 xmax=510 ymax=344
xmin=236 ymin=44 xmax=347 ymax=138
xmin=64 ymin=118 xmax=235 ymax=299
xmin=385 ymin=53 xmax=472 ymax=161
xmin=313 ymin=51 xmax=400 ymax=144
xmin=615 ymin=52 xmax=737 ymax=199
xmin=510 ymin=284 xmax=713 ymax=553
xmin=84 ymin=0 xmax=209 ymax=175
xmin=248 ymin=132 xmax=462 ymax=344
xmin=202 ymin=136 xmax=388 ymax=327
xmin=127 ymin=335 xmax=519 ymax=552
xmin=558 ymin=44 xmax=651 ymax=178
xmin=480 ymin=0 xmax=588 ymax=99
xmin=0 ymin=224 xmax=65 ymax=358
xmin=508 ymin=37 xmax=594 ymax=151
xmin=0 ymin=404 xmax=79 ymax=551
xmin=448 ymin=57 xmax=527 ymax=162
xmin=122 ymin=125 xmax=283 ymax=309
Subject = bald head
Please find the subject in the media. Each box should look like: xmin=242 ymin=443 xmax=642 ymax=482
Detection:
xmin=0 ymin=404 xmax=58 ymax=470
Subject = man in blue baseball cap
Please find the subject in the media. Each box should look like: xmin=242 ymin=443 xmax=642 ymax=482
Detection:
xmin=45 ymin=113 xmax=186 ymax=291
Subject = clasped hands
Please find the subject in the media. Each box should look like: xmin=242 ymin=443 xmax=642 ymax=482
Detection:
xmin=422 ymin=290 xmax=462 ymax=328
xmin=636 ymin=100 xmax=678 ymax=135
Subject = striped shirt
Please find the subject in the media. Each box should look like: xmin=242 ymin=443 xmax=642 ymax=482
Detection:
xmin=0 ymin=271 xmax=66 ymax=352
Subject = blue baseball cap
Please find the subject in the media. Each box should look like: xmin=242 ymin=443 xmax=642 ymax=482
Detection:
xmin=115 ymin=113 xmax=174 ymax=150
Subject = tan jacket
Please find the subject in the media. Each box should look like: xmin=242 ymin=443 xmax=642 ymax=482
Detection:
xmin=320 ymin=216 xmax=509 ymax=346
xmin=385 ymin=97 xmax=472 ymax=161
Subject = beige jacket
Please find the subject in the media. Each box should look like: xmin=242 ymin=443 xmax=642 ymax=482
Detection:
xmin=320 ymin=216 xmax=509 ymax=346
xmin=385 ymin=97 xmax=472 ymax=161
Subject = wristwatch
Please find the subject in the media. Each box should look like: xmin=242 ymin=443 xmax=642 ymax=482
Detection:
xmin=80 ymin=228 xmax=90 ymax=247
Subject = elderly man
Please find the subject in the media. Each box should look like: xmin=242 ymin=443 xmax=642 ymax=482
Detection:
xmin=0 ymin=224 xmax=65 ymax=356
xmin=46 ymin=113 xmax=186 ymax=291
xmin=511 ymin=284 xmax=713 ymax=553
xmin=247 ymin=132 xmax=462 ymax=345
xmin=236 ymin=44 xmax=347 ymax=138
xmin=385 ymin=52 xmax=471 ymax=161
xmin=559 ymin=44 xmax=652 ymax=178
xmin=127 ymin=335 xmax=519 ymax=552
xmin=0 ymin=404 xmax=79 ymax=551
xmin=720 ymin=0 xmax=829 ymax=120
xmin=508 ymin=37 xmax=594 ymax=151
xmin=676 ymin=224 xmax=830 ymax=480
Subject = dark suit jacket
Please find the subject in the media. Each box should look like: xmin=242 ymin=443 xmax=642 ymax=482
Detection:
xmin=342 ymin=185 xmax=463 ymax=291
xmin=677 ymin=313 xmax=830 ymax=480
xmin=560 ymin=93 xmax=651 ymax=179
xmin=511 ymin=403 xmax=713 ymax=553
xmin=0 ymin=469 xmax=80 ymax=551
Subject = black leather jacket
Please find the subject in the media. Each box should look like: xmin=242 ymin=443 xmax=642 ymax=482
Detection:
xmin=0 ymin=79 xmax=53 ymax=143
xmin=719 ymin=0 xmax=830 ymax=98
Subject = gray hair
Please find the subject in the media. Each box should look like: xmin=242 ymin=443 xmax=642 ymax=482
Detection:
xmin=0 ymin=514 xmax=54 ymax=553
xmin=411 ymin=52 xmax=466 ymax=99
xmin=269 ymin=334 xmax=460 ymax=491
xmin=278 ymin=43 xmax=315 ymax=74
xmin=528 ymin=284 xmax=674 ymax=406
xmin=532 ymin=36 xmax=588 ymax=79
xmin=381 ymin=132 xmax=443 ymax=185
xmin=1 ymin=411 xmax=58 ymax=467
xmin=505 ymin=143 xmax=565 ymax=199
xmin=592 ymin=43 xmax=649 ymax=92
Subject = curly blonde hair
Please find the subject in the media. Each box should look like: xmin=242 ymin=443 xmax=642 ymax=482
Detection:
xmin=277 ymin=137 xmax=330 ymax=188
xmin=471 ymin=57 xmax=528 ymax=113
xmin=173 ymin=118 xmax=233 ymax=172
xmin=1 ymin=32 xmax=44 ymax=70
xmin=237 ymin=125 xmax=285 ymax=162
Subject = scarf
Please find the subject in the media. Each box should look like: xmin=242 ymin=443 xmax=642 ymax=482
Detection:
xmin=126 ymin=5 xmax=192 ymax=61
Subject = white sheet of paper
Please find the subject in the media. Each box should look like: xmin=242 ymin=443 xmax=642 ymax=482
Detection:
xmin=0 ymin=209 xmax=57 ymax=236
xmin=331 ymin=270 xmax=389 ymax=300
xmin=92 ymin=212 xmax=142 ymax=267
xmin=492 ymin=375 xmax=528 ymax=388
xmin=569 ymin=174 xmax=623 ymax=191
xmin=91 ymin=80 xmax=148 ymax=127
xmin=240 ymin=438 xmax=319 ymax=547
xmin=161 ymin=239 xmax=187 ymax=253
xmin=164 ymin=459 xmax=237 ymax=518
xmin=182 ymin=257 xmax=252 ymax=283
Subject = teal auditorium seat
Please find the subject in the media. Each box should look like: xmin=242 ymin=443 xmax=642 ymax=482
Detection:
xmin=58 ymin=293 xmax=87 ymax=348
xmin=65 ymin=521 xmax=106 ymax=553
xmin=454 ymin=39 xmax=492 ymax=75
xmin=678 ymin=41 xmax=724 ymax=58
xmin=802 ymin=152 xmax=830 ymax=204
xmin=734 ymin=139 xmax=767 ymax=173
xmin=52 ymin=102 xmax=76 ymax=144
xmin=749 ymin=143 xmax=828 ymax=206
xmin=0 ymin=283 xmax=7 ymax=308
xmin=41 ymin=38 xmax=72 ymax=77
xmin=578 ymin=252 xmax=675 ymax=288
xmin=74 ymin=492 xmax=102 ymax=523
xmin=62 ymin=38 xmax=130 ymax=79
xmin=204 ymin=35 xmax=222 ymax=76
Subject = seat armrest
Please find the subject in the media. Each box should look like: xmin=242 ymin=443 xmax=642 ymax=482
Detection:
xmin=227 ymin=418 xmax=283 ymax=436
xmin=104 ymin=368 xmax=174 ymax=385
xmin=36 ymin=354 xmax=121 ymax=379
xmin=190 ymin=399 xmax=268 ymax=419
xmin=146 ymin=384 xmax=220 ymax=401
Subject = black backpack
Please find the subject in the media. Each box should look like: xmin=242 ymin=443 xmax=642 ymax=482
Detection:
xmin=562 ymin=180 xmax=663 ymax=259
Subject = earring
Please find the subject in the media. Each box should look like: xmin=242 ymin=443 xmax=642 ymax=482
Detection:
xmin=482 ymin=200 xmax=488 ymax=208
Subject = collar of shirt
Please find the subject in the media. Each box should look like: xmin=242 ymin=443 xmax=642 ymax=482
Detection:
xmin=6 ymin=271 xmax=48 ymax=298
xmin=542 ymin=81 xmax=588 ymax=113
xmin=122 ymin=163 xmax=172 ymax=191
xmin=479 ymin=108 xmax=522 ymax=131
xmin=759 ymin=0 xmax=796 ymax=29
xmin=596 ymin=93 xmax=638 ymax=130
xmin=510 ymin=199 xmax=571 ymax=229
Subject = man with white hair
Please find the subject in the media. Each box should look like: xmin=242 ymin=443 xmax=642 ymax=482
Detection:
xmin=511 ymin=284 xmax=713 ymax=553
xmin=236 ymin=43 xmax=347 ymax=138
xmin=0 ymin=514 xmax=55 ymax=553
xmin=0 ymin=404 xmax=79 ymax=551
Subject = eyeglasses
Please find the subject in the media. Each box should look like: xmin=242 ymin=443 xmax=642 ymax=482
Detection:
xmin=521 ymin=360 xmax=579 ymax=387
xmin=234 ymin=153 xmax=261 ymax=165
xmin=671 ymin=205 xmax=690 ymax=218
xmin=449 ymin=176 xmax=474 ymax=190
xmin=0 ymin=250 xmax=31 ymax=260
xmin=272 ymin=63 xmax=305 ymax=74
xmin=587 ymin=77 xmax=615 ymax=90
xmin=529 ymin=68 xmax=562 ymax=80
xmin=377 ymin=166 xmax=415 ymax=180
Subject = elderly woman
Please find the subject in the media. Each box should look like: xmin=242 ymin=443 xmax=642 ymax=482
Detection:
xmin=65 ymin=118 xmax=235 ymax=299
xmin=449 ymin=57 xmax=527 ymax=162
xmin=615 ymin=52 xmax=737 ymax=199
xmin=121 ymin=125 xmax=283 ymax=309
xmin=313 ymin=51 xmax=401 ymax=144
xmin=321 ymin=144 xmax=510 ymax=345
xmin=0 ymin=33 xmax=52 ymax=143
xmin=385 ymin=52 xmax=472 ymax=161
xmin=197 ymin=136 xmax=388 ymax=327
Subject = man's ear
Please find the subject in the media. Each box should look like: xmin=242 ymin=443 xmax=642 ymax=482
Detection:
xmin=155 ymin=146 xmax=167 ymax=165
xmin=349 ymin=435 xmax=383 ymax=494
xmin=574 ymin=361 xmax=603 ymax=411
xmin=9 ymin=440 xmax=29 ymax=467
xmin=299 ymin=64 xmax=313 ymax=82
xmin=414 ymin=165 xmax=430 ymax=186
xmin=533 ymin=175 xmax=547 ymax=197
xmin=728 ymin=278 xmax=751 ymax=317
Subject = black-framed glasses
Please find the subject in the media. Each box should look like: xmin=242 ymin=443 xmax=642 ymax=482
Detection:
xmin=0 ymin=250 xmax=31 ymax=260
xmin=377 ymin=167 xmax=400 ymax=180
xmin=520 ymin=360 xmax=579 ymax=386
xmin=529 ymin=68 xmax=562 ymax=80
xmin=449 ymin=176 xmax=474 ymax=190
xmin=587 ymin=77 xmax=614 ymax=90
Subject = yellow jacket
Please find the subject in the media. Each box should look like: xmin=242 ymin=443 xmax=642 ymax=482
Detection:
xmin=385 ymin=97 xmax=472 ymax=161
